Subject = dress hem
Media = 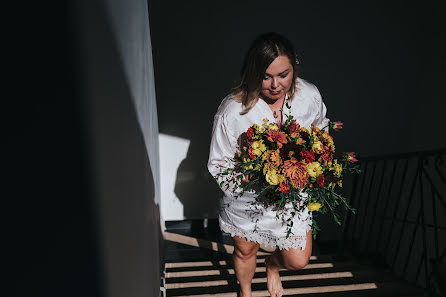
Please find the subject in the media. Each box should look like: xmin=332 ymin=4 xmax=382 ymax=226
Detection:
xmin=219 ymin=216 xmax=310 ymax=251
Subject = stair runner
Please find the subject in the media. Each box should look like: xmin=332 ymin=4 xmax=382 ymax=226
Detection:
xmin=163 ymin=232 xmax=425 ymax=297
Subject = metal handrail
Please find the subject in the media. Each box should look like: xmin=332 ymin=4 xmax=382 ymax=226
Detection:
xmin=338 ymin=148 xmax=446 ymax=295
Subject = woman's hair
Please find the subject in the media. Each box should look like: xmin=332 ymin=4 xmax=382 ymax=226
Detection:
xmin=233 ymin=32 xmax=299 ymax=115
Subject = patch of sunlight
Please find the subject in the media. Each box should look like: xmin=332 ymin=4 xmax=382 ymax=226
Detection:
xmin=159 ymin=133 xmax=190 ymax=221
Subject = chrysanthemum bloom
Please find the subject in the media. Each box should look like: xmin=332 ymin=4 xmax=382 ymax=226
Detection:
xmin=308 ymin=202 xmax=322 ymax=211
xmin=283 ymin=158 xmax=309 ymax=189
xmin=330 ymin=121 xmax=343 ymax=131
xmin=270 ymin=149 xmax=282 ymax=167
xmin=266 ymin=129 xmax=288 ymax=148
xmin=307 ymin=161 xmax=323 ymax=178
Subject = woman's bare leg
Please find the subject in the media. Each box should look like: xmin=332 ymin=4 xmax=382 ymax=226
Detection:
xmin=232 ymin=236 xmax=260 ymax=297
xmin=265 ymin=230 xmax=313 ymax=297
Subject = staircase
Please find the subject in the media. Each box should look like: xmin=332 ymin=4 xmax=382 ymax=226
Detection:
xmin=162 ymin=221 xmax=426 ymax=297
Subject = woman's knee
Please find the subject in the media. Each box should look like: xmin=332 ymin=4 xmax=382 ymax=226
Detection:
xmin=283 ymin=256 xmax=310 ymax=270
xmin=233 ymin=237 xmax=259 ymax=260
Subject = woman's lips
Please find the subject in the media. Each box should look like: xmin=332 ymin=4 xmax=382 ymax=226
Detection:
xmin=270 ymin=90 xmax=281 ymax=95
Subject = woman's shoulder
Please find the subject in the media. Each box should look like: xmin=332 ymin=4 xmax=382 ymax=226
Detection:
xmin=296 ymin=77 xmax=321 ymax=96
xmin=295 ymin=77 xmax=323 ymax=104
xmin=214 ymin=93 xmax=244 ymax=119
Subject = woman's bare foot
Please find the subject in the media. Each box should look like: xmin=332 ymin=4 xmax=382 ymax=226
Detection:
xmin=265 ymin=256 xmax=284 ymax=297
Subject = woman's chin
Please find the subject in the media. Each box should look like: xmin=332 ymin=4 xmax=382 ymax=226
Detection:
xmin=261 ymin=93 xmax=284 ymax=103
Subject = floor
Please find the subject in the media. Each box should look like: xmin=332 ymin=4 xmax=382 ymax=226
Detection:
xmin=162 ymin=219 xmax=426 ymax=297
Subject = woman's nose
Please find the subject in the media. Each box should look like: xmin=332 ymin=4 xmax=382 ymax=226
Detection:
xmin=271 ymin=77 xmax=278 ymax=88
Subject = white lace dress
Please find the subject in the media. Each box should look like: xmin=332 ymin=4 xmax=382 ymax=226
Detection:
xmin=207 ymin=78 xmax=330 ymax=250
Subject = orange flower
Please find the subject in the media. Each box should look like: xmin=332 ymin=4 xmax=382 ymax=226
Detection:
xmin=270 ymin=149 xmax=282 ymax=166
xmin=318 ymin=150 xmax=334 ymax=165
xmin=296 ymin=138 xmax=306 ymax=145
xmin=266 ymin=129 xmax=288 ymax=148
xmin=283 ymin=158 xmax=309 ymax=189
xmin=278 ymin=182 xmax=290 ymax=194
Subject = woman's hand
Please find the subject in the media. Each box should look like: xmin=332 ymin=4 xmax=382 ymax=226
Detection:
xmin=242 ymin=174 xmax=253 ymax=184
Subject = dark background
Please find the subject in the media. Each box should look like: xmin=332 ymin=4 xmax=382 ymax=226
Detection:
xmin=5 ymin=0 xmax=446 ymax=296
xmin=148 ymin=0 xmax=446 ymax=237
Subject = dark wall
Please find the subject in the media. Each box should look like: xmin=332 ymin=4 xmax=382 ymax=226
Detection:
xmin=8 ymin=2 xmax=102 ymax=297
xmin=148 ymin=0 xmax=446 ymax=238
xmin=8 ymin=0 xmax=161 ymax=296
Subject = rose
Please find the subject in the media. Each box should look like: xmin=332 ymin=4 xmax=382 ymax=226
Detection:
xmin=251 ymin=140 xmax=266 ymax=156
xmin=312 ymin=141 xmax=324 ymax=154
xmin=265 ymin=169 xmax=283 ymax=185
xmin=307 ymin=161 xmax=323 ymax=178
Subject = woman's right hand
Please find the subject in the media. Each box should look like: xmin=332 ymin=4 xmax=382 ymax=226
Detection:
xmin=242 ymin=174 xmax=252 ymax=184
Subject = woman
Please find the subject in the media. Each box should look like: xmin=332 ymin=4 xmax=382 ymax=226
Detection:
xmin=207 ymin=32 xmax=329 ymax=297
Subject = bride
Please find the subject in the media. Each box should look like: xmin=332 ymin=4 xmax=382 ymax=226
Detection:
xmin=208 ymin=32 xmax=329 ymax=297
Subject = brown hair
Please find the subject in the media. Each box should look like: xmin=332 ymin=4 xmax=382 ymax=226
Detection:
xmin=233 ymin=32 xmax=299 ymax=114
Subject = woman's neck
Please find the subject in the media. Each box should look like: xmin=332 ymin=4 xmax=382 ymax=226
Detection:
xmin=262 ymin=95 xmax=285 ymax=111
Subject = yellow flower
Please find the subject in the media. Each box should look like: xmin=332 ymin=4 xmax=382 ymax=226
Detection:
xmin=265 ymin=169 xmax=284 ymax=185
xmin=307 ymin=162 xmax=323 ymax=178
xmin=308 ymin=202 xmax=322 ymax=211
xmin=269 ymin=124 xmax=279 ymax=131
xmin=252 ymin=124 xmax=259 ymax=131
xmin=252 ymin=140 xmax=266 ymax=156
xmin=330 ymin=159 xmax=343 ymax=177
xmin=312 ymin=141 xmax=323 ymax=153
xmin=254 ymin=163 xmax=262 ymax=171
xmin=243 ymin=158 xmax=253 ymax=170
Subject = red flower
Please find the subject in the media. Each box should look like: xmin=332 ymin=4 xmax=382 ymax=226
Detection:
xmin=289 ymin=120 xmax=298 ymax=133
xmin=346 ymin=152 xmax=358 ymax=163
xmin=317 ymin=175 xmax=325 ymax=187
xmin=247 ymin=126 xmax=254 ymax=141
xmin=300 ymin=150 xmax=315 ymax=163
xmin=330 ymin=121 xmax=343 ymax=131
xmin=278 ymin=182 xmax=290 ymax=194
xmin=248 ymin=148 xmax=255 ymax=159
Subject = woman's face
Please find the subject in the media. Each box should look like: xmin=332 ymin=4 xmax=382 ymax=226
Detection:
xmin=260 ymin=55 xmax=294 ymax=102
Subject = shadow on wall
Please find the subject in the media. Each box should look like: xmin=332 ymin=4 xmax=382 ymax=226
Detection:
xmin=174 ymin=130 xmax=222 ymax=219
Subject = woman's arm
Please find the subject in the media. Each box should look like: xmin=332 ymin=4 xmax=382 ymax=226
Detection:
xmin=207 ymin=113 xmax=243 ymax=197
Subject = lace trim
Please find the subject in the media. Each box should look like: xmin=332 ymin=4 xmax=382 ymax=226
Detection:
xmin=219 ymin=217 xmax=310 ymax=251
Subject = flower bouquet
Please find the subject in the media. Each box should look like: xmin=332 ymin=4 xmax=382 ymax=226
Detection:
xmin=217 ymin=105 xmax=360 ymax=239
